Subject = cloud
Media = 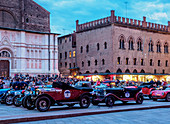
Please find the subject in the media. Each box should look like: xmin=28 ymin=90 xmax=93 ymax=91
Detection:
xmin=148 ymin=12 xmax=168 ymax=21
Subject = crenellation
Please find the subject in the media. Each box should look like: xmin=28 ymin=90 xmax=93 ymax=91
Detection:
xmin=155 ymin=24 xmax=157 ymax=30
xmin=118 ymin=16 xmax=121 ymax=23
xmin=122 ymin=17 xmax=125 ymax=24
xmin=126 ymin=18 xmax=129 ymax=24
xmin=130 ymin=19 xmax=133 ymax=25
xmin=138 ymin=20 xmax=141 ymax=26
xmin=158 ymin=24 xmax=160 ymax=30
xmin=134 ymin=20 xmax=137 ymax=25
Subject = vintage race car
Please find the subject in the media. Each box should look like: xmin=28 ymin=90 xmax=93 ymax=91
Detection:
xmin=0 ymin=88 xmax=10 ymax=103
xmin=151 ymin=87 xmax=170 ymax=101
xmin=139 ymin=83 xmax=156 ymax=99
xmin=24 ymin=82 xmax=93 ymax=112
xmin=91 ymin=87 xmax=143 ymax=106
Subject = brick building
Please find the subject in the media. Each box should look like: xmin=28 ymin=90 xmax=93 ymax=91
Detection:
xmin=74 ymin=10 xmax=170 ymax=82
xmin=58 ymin=33 xmax=77 ymax=76
xmin=0 ymin=0 xmax=59 ymax=77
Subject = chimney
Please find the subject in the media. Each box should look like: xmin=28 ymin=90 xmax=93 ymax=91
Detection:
xmin=168 ymin=21 xmax=170 ymax=32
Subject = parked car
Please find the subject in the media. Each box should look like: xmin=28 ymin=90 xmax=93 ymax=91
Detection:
xmin=24 ymin=81 xmax=93 ymax=112
xmin=0 ymin=88 xmax=10 ymax=103
xmin=91 ymin=87 xmax=143 ymax=106
xmin=151 ymin=87 xmax=170 ymax=101
xmin=139 ymin=83 xmax=156 ymax=99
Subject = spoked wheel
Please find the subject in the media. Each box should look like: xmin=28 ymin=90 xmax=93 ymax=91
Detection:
xmin=105 ymin=96 xmax=115 ymax=107
xmin=165 ymin=93 xmax=170 ymax=102
xmin=13 ymin=95 xmax=22 ymax=107
xmin=79 ymin=95 xmax=90 ymax=108
xmin=92 ymin=96 xmax=99 ymax=105
xmin=5 ymin=95 xmax=14 ymax=105
xmin=136 ymin=94 xmax=143 ymax=104
xmin=35 ymin=96 xmax=51 ymax=112
xmin=22 ymin=96 xmax=27 ymax=108
xmin=25 ymin=95 xmax=35 ymax=110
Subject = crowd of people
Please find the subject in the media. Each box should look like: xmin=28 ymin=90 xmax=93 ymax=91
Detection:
xmin=0 ymin=74 xmax=169 ymax=90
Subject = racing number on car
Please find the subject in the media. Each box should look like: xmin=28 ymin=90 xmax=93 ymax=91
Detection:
xmin=125 ymin=92 xmax=130 ymax=98
xmin=64 ymin=90 xmax=71 ymax=98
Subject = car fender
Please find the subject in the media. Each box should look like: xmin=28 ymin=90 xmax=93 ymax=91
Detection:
xmin=35 ymin=94 xmax=55 ymax=105
xmin=79 ymin=92 xmax=91 ymax=100
xmin=104 ymin=93 xmax=120 ymax=100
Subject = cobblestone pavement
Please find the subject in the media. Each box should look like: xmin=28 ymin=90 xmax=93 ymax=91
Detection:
xmin=15 ymin=108 xmax=170 ymax=124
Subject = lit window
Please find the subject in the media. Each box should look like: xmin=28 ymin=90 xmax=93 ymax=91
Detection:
xmin=134 ymin=58 xmax=137 ymax=65
xmin=141 ymin=59 xmax=144 ymax=66
xmin=117 ymin=57 xmax=120 ymax=64
xmin=126 ymin=58 xmax=129 ymax=65
xmin=69 ymin=51 xmax=71 ymax=58
xmin=73 ymin=51 xmax=76 ymax=57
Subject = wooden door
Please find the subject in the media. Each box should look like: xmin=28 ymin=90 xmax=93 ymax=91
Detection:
xmin=0 ymin=60 xmax=9 ymax=77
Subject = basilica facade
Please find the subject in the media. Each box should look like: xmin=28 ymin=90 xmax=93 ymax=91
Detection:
xmin=0 ymin=0 xmax=59 ymax=77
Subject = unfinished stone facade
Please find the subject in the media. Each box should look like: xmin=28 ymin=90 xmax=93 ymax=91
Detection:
xmin=0 ymin=0 xmax=50 ymax=32
xmin=76 ymin=10 xmax=170 ymax=75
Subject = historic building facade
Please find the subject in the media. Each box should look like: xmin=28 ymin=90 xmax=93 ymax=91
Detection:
xmin=0 ymin=0 xmax=59 ymax=77
xmin=58 ymin=33 xmax=77 ymax=76
xmin=74 ymin=10 xmax=170 ymax=81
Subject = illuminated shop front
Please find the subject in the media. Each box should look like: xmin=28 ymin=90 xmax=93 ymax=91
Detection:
xmin=77 ymin=73 xmax=170 ymax=83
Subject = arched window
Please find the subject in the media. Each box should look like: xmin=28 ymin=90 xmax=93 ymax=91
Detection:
xmin=137 ymin=38 xmax=142 ymax=51
xmin=128 ymin=37 xmax=134 ymax=50
xmin=149 ymin=39 xmax=153 ymax=52
xmin=150 ymin=59 xmax=153 ymax=66
xmin=116 ymin=68 xmax=122 ymax=73
xmin=164 ymin=42 xmax=168 ymax=53
xmin=133 ymin=69 xmax=138 ymax=73
xmin=80 ymin=46 xmax=83 ymax=53
xmin=140 ymin=69 xmax=145 ymax=73
xmin=125 ymin=69 xmax=130 ymax=73
xmin=104 ymin=42 xmax=107 ymax=49
xmin=97 ymin=43 xmax=100 ymax=51
xmin=156 ymin=41 xmax=161 ymax=53
xmin=119 ymin=36 xmax=125 ymax=49
xmin=86 ymin=45 xmax=89 ymax=53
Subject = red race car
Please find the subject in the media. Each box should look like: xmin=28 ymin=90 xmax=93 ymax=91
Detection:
xmin=151 ymin=87 xmax=170 ymax=101
xmin=139 ymin=83 xmax=156 ymax=99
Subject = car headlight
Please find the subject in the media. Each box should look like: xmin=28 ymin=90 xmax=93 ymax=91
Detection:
xmin=35 ymin=90 xmax=41 ymax=95
xmin=30 ymin=91 xmax=33 ymax=94
xmin=24 ymin=91 xmax=30 ymax=95
xmin=15 ymin=91 xmax=21 ymax=95
xmin=162 ymin=92 xmax=164 ymax=95
xmin=7 ymin=91 xmax=11 ymax=94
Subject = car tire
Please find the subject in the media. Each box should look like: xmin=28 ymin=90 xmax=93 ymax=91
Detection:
xmin=35 ymin=96 xmax=51 ymax=112
xmin=13 ymin=95 xmax=22 ymax=107
xmin=153 ymin=98 xmax=157 ymax=101
xmin=149 ymin=95 xmax=153 ymax=99
xmin=22 ymin=96 xmax=27 ymax=108
xmin=5 ymin=94 xmax=14 ymax=105
xmin=92 ymin=96 xmax=99 ymax=105
xmin=165 ymin=93 xmax=170 ymax=102
xmin=136 ymin=94 xmax=143 ymax=104
xmin=25 ymin=95 xmax=35 ymax=110
xmin=105 ymin=96 xmax=115 ymax=107
xmin=79 ymin=95 xmax=90 ymax=108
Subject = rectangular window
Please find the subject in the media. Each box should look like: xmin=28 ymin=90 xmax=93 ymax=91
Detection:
xmin=31 ymin=60 xmax=33 ymax=68
xmin=73 ymin=63 xmax=75 ymax=67
xmin=65 ymin=37 xmax=67 ymax=43
xmin=69 ymin=51 xmax=71 ymax=58
xmin=141 ymin=59 xmax=144 ymax=66
xmin=35 ymin=60 xmax=37 ymax=69
xmin=88 ymin=61 xmax=90 ymax=66
xmin=69 ymin=63 xmax=71 ymax=68
xmin=65 ymin=52 xmax=67 ymax=59
xmin=134 ymin=58 xmax=137 ymax=65
xmin=150 ymin=59 xmax=153 ymax=66
xmin=73 ymin=51 xmax=76 ymax=57
xmin=27 ymin=59 xmax=29 ymax=68
xmin=60 ymin=53 xmax=62 ymax=59
xmin=126 ymin=58 xmax=129 ymax=65
xmin=65 ymin=62 xmax=67 ymax=67
xmin=158 ymin=60 xmax=160 ymax=66
xmin=117 ymin=57 xmax=120 ymax=64
xmin=60 ymin=63 xmax=62 ymax=67
xmin=166 ymin=60 xmax=168 ymax=67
